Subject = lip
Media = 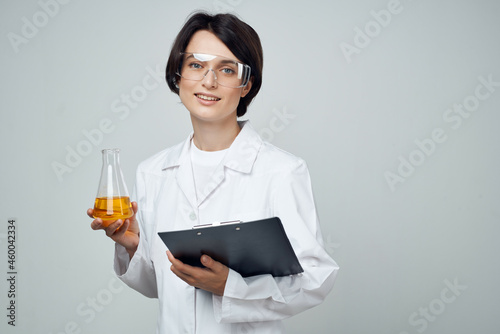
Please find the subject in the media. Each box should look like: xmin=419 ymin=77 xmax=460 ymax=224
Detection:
xmin=195 ymin=92 xmax=221 ymax=105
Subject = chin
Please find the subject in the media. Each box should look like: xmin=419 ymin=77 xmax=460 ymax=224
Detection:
xmin=190 ymin=110 xmax=237 ymax=123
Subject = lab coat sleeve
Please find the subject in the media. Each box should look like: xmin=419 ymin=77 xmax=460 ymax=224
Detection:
xmin=212 ymin=160 xmax=339 ymax=323
xmin=113 ymin=170 xmax=158 ymax=298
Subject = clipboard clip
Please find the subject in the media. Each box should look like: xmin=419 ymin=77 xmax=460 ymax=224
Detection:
xmin=192 ymin=220 xmax=242 ymax=229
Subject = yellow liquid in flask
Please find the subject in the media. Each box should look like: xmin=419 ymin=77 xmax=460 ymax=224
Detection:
xmin=93 ymin=196 xmax=133 ymax=224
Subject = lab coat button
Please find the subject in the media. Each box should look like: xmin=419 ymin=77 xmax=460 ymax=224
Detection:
xmin=189 ymin=212 xmax=197 ymax=220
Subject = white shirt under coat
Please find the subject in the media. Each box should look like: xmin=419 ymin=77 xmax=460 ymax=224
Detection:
xmin=114 ymin=120 xmax=339 ymax=333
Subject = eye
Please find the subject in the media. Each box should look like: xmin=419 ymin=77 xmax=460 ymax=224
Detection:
xmin=187 ymin=62 xmax=203 ymax=70
xmin=220 ymin=67 xmax=236 ymax=75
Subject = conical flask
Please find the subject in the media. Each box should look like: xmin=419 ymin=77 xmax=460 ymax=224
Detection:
xmin=93 ymin=149 xmax=133 ymax=225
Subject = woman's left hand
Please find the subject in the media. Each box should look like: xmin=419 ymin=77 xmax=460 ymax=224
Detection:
xmin=167 ymin=251 xmax=229 ymax=296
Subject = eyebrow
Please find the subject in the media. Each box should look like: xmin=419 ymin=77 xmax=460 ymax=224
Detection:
xmin=219 ymin=59 xmax=238 ymax=65
xmin=184 ymin=53 xmax=239 ymax=65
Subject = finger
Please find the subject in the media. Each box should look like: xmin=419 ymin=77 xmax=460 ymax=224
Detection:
xmin=169 ymin=263 xmax=190 ymax=279
xmin=201 ymin=254 xmax=213 ymax=267
xmin=131 ymin=201 xmax=138 ymax=214
xmin=169 ymin=266 xmax=195 ymax=287
xmin=201 ymin=254 xmax=224 ymax=272
xmin=90 ymin=218 xmax=103 ymax=230
xmin=166 ymin=251 xmax=184 ymax=267
xmin=113 ymin=219 xmax=129 ymax=238
xmin=87 ymin=208 xmax=94 ymax=218
xmin=166 ymin=250 xmax=173 ymax=262
xmin=168 ymin=260 xmax=193 ymax=283
xmin=167 ymin=251 xmax=196 ymax=277
xmin=105 ymin=219 xmax=124 ymax=237
xmin=128 ymin=202 xmax=139 ymax=225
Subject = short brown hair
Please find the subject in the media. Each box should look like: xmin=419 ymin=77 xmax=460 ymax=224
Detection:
xmin=165 ymin=12 xmax=263 ymax=117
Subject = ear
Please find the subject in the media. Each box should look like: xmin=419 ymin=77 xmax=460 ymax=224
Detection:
xmin=240 ymin=77 xmax=253 ymax=98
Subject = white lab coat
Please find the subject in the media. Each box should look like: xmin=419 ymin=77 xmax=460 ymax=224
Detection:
xmin=114 ymin=121 xmax=339 ymax=333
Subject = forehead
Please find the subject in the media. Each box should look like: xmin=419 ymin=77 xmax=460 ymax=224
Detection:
xmin=185 ymin=30 xmax=240 ymax=62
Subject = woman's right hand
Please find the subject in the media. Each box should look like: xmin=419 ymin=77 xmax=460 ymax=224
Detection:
xmin=87 ymin=201 xmax=140 ymax=259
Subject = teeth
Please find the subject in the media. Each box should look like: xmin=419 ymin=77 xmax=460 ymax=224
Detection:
xmin=197 ymin=94 xmax=220 ymax=101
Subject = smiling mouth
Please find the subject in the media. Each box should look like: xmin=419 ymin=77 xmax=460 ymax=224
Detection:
xmin=195 ymin=94 xmax=221 ymax=101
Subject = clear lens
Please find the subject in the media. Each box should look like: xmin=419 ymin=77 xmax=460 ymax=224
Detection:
xmin=177 ymin=53 xmax=251 ymax=88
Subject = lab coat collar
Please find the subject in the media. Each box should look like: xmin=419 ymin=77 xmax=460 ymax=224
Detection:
xmin=160 ymin=120 xmax=262 ymax=174
xmin=223 ymin=120 xmax=262 ymax=173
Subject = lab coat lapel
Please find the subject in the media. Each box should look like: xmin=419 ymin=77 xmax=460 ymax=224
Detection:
xmin=196 ymin=161 xmax=226 ymax=207
xmin=196 ymin=121 xmax=262 ymax=206
xmin=165 ymin=122 xmax=262 ymax=208
xmin=162 ymin=135 xmax=198 ymax=211
xmin=175 ymin=153 xmax=198 ymax=210
xmin=223 ymin=121 xmax=262 ymax=174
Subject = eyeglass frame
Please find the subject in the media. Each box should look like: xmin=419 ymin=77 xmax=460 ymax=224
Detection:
xmin=175 ymin=52 xmax=252 ymax=88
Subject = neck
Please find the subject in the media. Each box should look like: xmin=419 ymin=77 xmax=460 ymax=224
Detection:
xmin=191 ymin=117 xmax=241 ymax=151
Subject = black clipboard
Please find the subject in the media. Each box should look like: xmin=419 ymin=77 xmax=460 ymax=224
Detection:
xmin=157 ymin=217 xmax=303 ymax=277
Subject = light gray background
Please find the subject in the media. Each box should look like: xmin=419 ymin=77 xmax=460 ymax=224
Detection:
xmin=1 ymin=0 xmax=499 ymax=333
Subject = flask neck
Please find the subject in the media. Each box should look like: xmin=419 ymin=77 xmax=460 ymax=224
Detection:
xmin=96 ymin=148 xmax=129 ymax=198
xmin=102 ymin=149 xmax=121 ymax=167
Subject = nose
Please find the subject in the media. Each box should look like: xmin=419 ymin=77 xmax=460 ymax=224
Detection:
xmin=201 ymin=68 xmax=218 ymax=88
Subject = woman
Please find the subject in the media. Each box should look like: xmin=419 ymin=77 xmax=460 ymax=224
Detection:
xmin=88 ymin=11 xmax=339 ymax=333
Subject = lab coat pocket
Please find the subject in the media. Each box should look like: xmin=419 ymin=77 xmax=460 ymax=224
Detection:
xmin=138 ymin=209 xmax=156 ymax=244
xmin=150 ymin=234 xmax=168 ymax=268
xmin=137 ymin=208 xmax=165 ymax=266
xmin=141 ymin=211 xmax=166 ymax=267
